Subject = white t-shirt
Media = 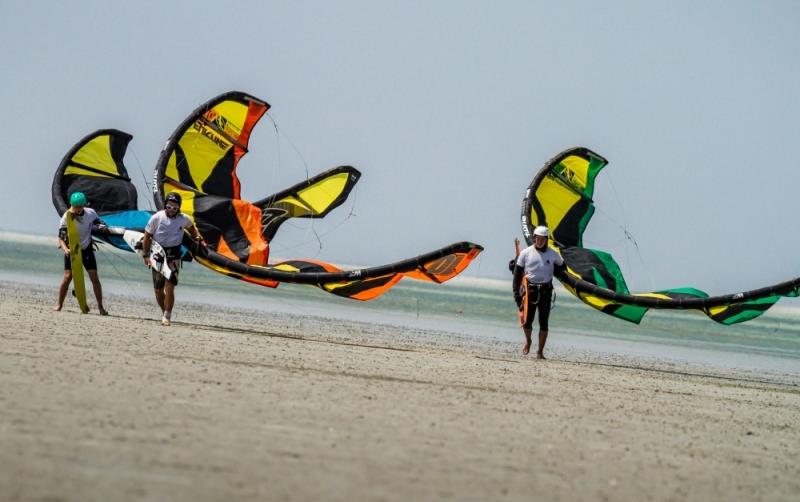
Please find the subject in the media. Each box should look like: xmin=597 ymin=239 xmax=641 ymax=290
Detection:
xmin=516 ymin=245 xmax=564 ymax=284
xmin=59 ymin=208 xmax=99 ymax=250
xmin=145 ymin=210 xmax=193 ymax=248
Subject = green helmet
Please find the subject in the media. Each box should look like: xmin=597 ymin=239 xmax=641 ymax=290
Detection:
xmin=70 ymin=192 xmax=88 ymax=207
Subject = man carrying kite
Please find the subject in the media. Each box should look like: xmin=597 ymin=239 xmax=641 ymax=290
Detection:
xmin=142 ymin=192 xmax=203 ymax=326
xmin=512 ymin=226 xmax=564 ymax=358
xmin=55 ymin=191 xmax=109 ymax=315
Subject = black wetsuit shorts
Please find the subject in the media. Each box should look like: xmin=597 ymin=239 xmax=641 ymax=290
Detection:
xmin=63 ymin=246 xmax=97 ymax=272
xmin=151 ymin=246 xmax=182 ymax=288
xmin=523 ymin=282 xmax=553 ymax=331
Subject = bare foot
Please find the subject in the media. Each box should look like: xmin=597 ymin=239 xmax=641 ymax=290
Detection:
xmin=537 ymin=352 xmax=546 ymax=360
xmin=522 ymin=343 xmax=531 ymax=355
xmin=53 ymin=304 xmax=62 ymax=312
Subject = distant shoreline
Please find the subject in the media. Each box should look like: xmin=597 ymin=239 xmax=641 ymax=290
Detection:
xmin=4 ymin=228 xmax=799 ymax=311
xmin=0 ymin=229 xmax=511 ymax=289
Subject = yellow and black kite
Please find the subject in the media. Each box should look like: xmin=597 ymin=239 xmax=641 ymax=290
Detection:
xmin=154 ymin=91 xmax=483 ymax=300
xmin=521 ymin=147 xmax=800 ymax=325
xmin=52 ymin=129 xmax=155 ymax=250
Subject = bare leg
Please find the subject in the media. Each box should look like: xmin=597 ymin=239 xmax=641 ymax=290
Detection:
xmin=87 ymin=270 xmax=107 ymax=314
xmin=164 ymin=282 xmax=175 ymax=314
xmin=537 ymin=330 xmax=548 ymax=359
xmin=522 ymin=327 xmax=532 ymax=355
xmin=54 ymin=270 xmax=72 ymax=310
xmin=154 ymin=288 xmax=166 ymax=313
xmin=160 ymin=282 xmax=176 ymax=326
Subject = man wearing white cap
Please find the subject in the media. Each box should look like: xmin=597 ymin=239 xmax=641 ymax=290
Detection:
xmin=512 ymin=225 xmax=564 ymax=358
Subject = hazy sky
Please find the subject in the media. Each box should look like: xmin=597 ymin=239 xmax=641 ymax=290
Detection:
xmin=1 ymin=0 xmax=798 ymax=291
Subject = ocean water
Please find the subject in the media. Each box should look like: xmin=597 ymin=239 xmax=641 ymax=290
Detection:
xmin=2 ymin=232 xmax=799 ymax=379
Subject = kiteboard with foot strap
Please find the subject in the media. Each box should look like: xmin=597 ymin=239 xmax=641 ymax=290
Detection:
xmin=67 ymin=212 xmax=89 ymax=313
xmin=122 ymin=230 xmax=172 ymax=280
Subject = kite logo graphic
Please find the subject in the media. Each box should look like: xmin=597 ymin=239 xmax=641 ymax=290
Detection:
xmin=204 ymin=110 xmax=229 ymax=132
xmin=203 ymin=109 xmax=239 ymax=138
xmin=204 ymin=109 xmax=220 ymax=122
xmin=348 ymin=270 xmax=362 ymax=278
xmin=192 ymin=120 xmax=230 ymax=150
xmin=555 ymin=164 xmax=579 ymax=187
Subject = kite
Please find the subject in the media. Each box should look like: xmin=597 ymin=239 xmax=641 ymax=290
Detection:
xmin=152 ymin=91 xmax=483 ymax=300
xmin=520 ymin=147 xmax=800 ymax=324
xmin=51 ymin=129 xmax=153 ymax=251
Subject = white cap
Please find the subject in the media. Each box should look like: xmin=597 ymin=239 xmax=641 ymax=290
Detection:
xmin=533 ymin=225 xmax=549 ymax=237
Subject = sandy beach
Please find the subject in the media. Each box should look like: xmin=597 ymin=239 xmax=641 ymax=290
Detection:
xmin=1 ymin=280 xmax=799 ymax=501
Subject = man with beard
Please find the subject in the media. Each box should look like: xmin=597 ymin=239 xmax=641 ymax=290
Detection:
xmin=142 ymin=192 xmax=203 ymax=326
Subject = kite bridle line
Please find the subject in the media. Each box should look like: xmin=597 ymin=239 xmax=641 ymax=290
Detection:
xmin=94 ymin=241 xmax=147 ymax=300
xmin=265 ymin=111 xmax=324 ymax=254
xmin=266 ymin=112 xmax=310 ymax=180
xmin=265 ymin=184 xmax=360 ymax=260
xmin=263 ymin=111 xmax=364 ymax=260
xmin=129 ymin=146 xmax=156 ymax=212
xmin=590 ymin=166 xmax=656 ymax=293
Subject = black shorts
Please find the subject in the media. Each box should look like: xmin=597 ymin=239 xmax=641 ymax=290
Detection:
xmin=151 ymin=246 xmax=182 ymax=288
xmin=63 ymin=246 xmax=97 ymax=271
xmin=523 ymin=282 xmax=553 ymax=331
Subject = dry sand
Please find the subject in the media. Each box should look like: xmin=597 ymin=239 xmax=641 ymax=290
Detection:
xmin=1 ymin=281 xmax=799 ymax=501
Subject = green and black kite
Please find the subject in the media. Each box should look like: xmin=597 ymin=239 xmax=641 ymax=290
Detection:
xmin=520 ymin=147 xmax=800 ymax=325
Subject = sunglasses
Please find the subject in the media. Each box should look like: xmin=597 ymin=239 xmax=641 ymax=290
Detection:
xmin=165 ymin=204 xmax=179 ymax=211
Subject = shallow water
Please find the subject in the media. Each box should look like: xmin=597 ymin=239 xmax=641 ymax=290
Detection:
xmin=3 ymin=233 xmax=799 ymax=378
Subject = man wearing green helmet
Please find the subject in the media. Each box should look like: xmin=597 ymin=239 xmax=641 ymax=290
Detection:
xmin=55 ymin=191 xmax=109 ymax=314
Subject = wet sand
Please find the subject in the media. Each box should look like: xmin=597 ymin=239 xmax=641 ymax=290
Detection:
xmin=1 ymin=281 xmax=799 ymax=501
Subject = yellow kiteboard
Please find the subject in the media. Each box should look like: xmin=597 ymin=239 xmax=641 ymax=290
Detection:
xmin=67 ymin=212 xmax=89 ymax=313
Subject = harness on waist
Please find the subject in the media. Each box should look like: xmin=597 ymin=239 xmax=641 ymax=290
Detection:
xmin=525 ymin=281 xmax=553 ymax=306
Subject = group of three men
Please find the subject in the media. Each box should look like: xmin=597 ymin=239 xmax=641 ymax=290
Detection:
xmin=55 ymin=191 xmax=202 ymax=326
xmin=55 ymin=193 xmax=564 ymax=357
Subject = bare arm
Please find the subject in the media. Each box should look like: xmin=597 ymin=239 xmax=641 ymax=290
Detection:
xmin=187 ymin=224 xmax=202 ymax=241
xmin=142 ymin=232 xmax=152 ymax=266
xmin=58 ymin=227 xmax=69 ymax=255
xmin=186 ymin=224 xmax=207 ymax=257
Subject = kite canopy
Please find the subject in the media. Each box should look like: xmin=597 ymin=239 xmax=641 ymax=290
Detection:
xmin=52 ymin=129 xmax=137 ymax=215
xmin=154 ymin=91 xmax=483 ymax=300
xmin=52 ymin=130 xmax=152 ymax=250
xmin=521 ymin=147 xmax=800 ymax=325
xmin=154 ymin=91 xmax=269 ymax=201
